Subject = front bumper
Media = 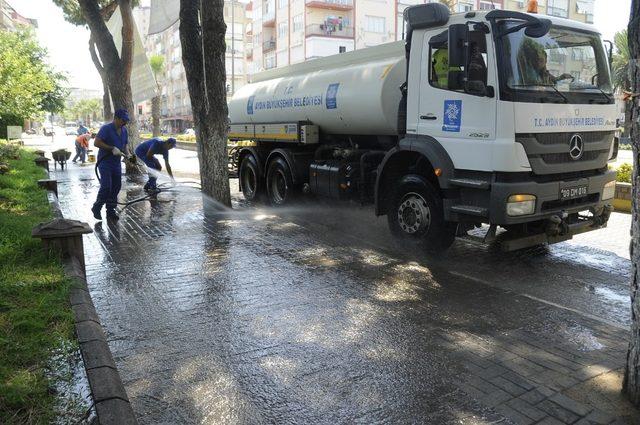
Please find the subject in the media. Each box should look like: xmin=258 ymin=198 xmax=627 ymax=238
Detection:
xmin=488 ymin=169 xmax=616 ymax=225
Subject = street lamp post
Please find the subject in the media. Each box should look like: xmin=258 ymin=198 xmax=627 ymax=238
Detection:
xmin=231 ymin=0 xmax=235 ymax=96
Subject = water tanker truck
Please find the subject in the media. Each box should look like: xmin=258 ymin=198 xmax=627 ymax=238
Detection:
xmin=228 ymin=3 xmax=618 ymax=252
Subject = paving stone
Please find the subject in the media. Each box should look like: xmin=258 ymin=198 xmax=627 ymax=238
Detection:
xmin=537 ymin=399 xmax=581 ymax=424
xmin=520 ymin=389 xmax=548 ymax=405
xmin=41 ymin=147 xmax=633 ymax=423
xmin=495 ymin=403 xmax=534 ymax=425
xmin=535 ymin=417 xmax=566 ymax=425
xmin=489 ymin=376 xmax=527 ymax=396
xmin=480 ymin=389 xmax=513 ymax=408
xmin=501 ymin=371 xmax=536 ymax=391
xmin=584 ymin=410 xmax=616 ymax=424
xmin=506 ymin=398 xmax=546 ymax=422
xmin=549 ymin=393 xmax=592 ymax=417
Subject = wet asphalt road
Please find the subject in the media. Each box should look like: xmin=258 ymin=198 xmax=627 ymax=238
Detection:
xmin=30 ymin=136 xmax=636 ymax=423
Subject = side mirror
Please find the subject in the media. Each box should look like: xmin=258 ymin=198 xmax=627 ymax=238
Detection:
xmin=524 ymin=18 xmax=551 ymax=38
xmin=448 ymin=24 xmax=468 ymax=68
xmin=466 ymin=80 xmax=488 ymax=96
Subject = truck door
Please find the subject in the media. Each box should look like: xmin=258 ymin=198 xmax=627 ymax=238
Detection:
xmin=417 ymin=27 xmax=497 ymax=170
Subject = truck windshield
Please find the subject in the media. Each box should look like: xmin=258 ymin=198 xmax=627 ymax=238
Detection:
xmin=498 ymin=22 xmax=612 ymax=102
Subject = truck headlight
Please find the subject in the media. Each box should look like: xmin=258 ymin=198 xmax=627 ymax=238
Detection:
xmin=507 ymin=194 xmax=536 ymax=216
xmin=602 ymin=180 xmax=616 ymax=201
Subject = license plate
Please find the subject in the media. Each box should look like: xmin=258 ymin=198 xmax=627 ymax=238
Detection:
xmin=559 ymin=185 xmax=588 ymax=200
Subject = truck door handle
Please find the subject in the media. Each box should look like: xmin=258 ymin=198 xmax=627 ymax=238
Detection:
xmin=420 ymin=114 xmax=437 ymax=120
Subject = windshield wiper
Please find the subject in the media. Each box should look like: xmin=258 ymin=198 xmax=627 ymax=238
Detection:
xmin=571 ymin=85 xmax=613 ymax=103
xmin=510 ymin=84 xmax=569 ymax=103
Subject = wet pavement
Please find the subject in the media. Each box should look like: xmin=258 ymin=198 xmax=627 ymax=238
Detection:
xmin=27 ymin=135 xmax=638 ymax=424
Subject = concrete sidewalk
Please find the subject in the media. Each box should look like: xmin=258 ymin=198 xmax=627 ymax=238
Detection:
xmin=34 ymin=137 xmax=637 ymax=424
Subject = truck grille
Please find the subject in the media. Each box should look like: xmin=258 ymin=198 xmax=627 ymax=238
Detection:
xmin=516 ymin=131 xmax=613 ymax=175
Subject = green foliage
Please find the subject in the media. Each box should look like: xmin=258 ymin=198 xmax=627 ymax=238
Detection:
xmin=612 ymin=30 xmax=630 ymax=91
xmin=616 ymin=162 xmax=633 ymax=183
xmin=0 ymin=29 xmax=67 ymax=137
xmin=149 ymin=54 xmax=165 ymax=78
xmin=52 ymin=0 xmax=139 ymax=26
xmin=64 ymin=98 xmax=103 ymax=122
xmin=0 ymin=144 xmax=74 ymax=423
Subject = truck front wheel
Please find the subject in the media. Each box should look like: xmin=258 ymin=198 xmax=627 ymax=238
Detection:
xmin=239 ymin=154 xmax=262 ymax=202
xmin=387 ymin=175 xmax=456 ymax=253
xmin=266 ymin=157 xmax=295 ymax=206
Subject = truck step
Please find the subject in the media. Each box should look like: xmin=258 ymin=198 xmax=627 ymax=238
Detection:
xmin=450 ymin=205 xmax=489 ymax=217
xmin=449 ymin=178 xmax=491 ymax=190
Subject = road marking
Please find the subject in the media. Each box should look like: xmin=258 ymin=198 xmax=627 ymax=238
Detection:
xmin=449 ymin=271 xmax=628 ymax=331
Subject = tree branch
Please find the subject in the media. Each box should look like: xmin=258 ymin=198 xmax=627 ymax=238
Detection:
xmin=88 ymin=35 xmax=105 ymax=76
xmin=99 ymin=0 xmax=119 ymax=20
xmin=117 ymin=0 xmax=135 ymax=82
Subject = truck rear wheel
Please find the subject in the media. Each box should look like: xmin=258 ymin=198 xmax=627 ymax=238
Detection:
xmin=387 ymin=175 xmax=456 ymax=253
xmin=266 ymin=157 xmax=295 ymax=206
xmin=239 ymin=154 xmax=262 ymax=202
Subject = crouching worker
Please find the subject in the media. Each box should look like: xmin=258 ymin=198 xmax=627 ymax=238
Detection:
xmin=91 ymin=109 xmax=131 ymax=221
xmin=135 ymin=137 xmax=176 ymax=192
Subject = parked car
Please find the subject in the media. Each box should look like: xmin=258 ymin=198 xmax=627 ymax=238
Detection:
xmin=184 ymin=128 xmax=195 ymax=135
xmin=65 ymin=126 xmax=77 ymax=135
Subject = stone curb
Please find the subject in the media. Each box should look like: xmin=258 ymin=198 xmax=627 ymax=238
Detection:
xmin=176 ymin=141 xmax=197 ymax=151
xmin=614 ymin=182 xmax=631 ymax=213
xmin=45 ymin=189 xmax=138 ymax=425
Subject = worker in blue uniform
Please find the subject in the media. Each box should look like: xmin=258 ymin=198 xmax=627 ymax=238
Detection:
xmin=135 ymin=137 xmax=176 ymax=192
xmin=91 ymin=109 xmax=131 ymax=221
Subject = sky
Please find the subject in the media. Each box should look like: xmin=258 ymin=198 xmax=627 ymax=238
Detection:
xmin=8 ymin=0 xmax=634 ymax=91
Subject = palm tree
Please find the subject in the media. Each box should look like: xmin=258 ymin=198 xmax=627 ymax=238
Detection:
xmin=612 ymin=30 xmax=632 ymax=136
xmin=613 ymin=30 xmax=630 ymax=91
xmin=149 ymin=54 xmax=165 ymax=137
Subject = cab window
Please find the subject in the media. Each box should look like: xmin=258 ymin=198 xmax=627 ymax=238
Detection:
xmin=428 ymin=29 xmax=488 ymax=91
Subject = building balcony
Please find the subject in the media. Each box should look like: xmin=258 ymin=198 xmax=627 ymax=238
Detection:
xmin=305 ymin=24 xmax=354 ymax=39
xmin=263 ymin=11 xmax=275 ymax=26
xmin=305 ymin=0 xmax=353 ymax=11
xmin=263 ymin=39 xmax=276 ymax=52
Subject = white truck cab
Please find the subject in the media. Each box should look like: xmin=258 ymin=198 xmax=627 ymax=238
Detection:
xmin=228 ymin=3 xmax=617 ymax=252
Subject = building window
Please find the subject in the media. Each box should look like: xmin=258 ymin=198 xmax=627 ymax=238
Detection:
xmin=278 ymin=0 xmax=287 ymax=9
xmin=456 ymin=3 xmax=473 ymax=12
xmin=339 ymin=46 xmax=346 ymax=53
xmin=278 ymin=22 xmax=288 ymax=38
xmin=293 ymin=14 xmax=303 ymax=32
xmin=479 ymin=1 xmax=500 ymax=10
xmin=365 ymin=15 xmax=385 ymax=34
xmin=547 ymin=0 xmax=569 ymax=17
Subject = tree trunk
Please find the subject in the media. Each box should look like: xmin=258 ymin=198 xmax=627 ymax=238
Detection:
xmin=89 ymin=37 xmax=113 ymax=122
xmin=180 ymin=0 xmax=231 ymax=207
xmin=79 ymin=0 xmax=141 ymax=173
xmin=624 ymin=0 xmax=640 ymax=405
xmin=152 ymin=95 xmax=161 ymax=137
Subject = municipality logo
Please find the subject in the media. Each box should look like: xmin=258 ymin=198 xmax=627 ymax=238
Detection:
xmin=442 ymin=100 xmax=462 ymax=132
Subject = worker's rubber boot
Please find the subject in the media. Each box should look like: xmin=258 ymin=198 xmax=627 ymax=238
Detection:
xmin=106 ymin=210 xmax=119 ymax=221
xmin=91 ymin=204 xmax=102 ymax=220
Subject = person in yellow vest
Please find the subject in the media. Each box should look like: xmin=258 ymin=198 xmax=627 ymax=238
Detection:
xmin=432 ymin=48 xmax=450 ymax=88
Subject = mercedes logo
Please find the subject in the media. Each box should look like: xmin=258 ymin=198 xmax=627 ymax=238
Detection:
xmin=569 ymin=134 xmax=584 ymax=160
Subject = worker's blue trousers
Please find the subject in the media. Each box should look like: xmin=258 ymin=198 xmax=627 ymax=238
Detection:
xmin=138 ymin=156 xmax=161 ymax=190
xmin=93 ymin=162 xmax=122 ymax=213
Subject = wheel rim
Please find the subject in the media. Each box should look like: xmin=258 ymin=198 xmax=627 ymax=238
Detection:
xmin=397 ymin=192 xmax=431 ymax=234
xmin=241 ymin=164 xmax=257 ymax=198
xmin=271 ymin=169 xmax=287 ymax=204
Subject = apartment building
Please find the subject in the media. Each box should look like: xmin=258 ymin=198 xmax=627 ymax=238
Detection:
xmin=0 ymin=0 xmax=37 ymax=31
xmin=248 ymin=0 xmax=595 ymax=76
xmin=452 ymin=0 xmax=594 ymax=23
xmin=134 ymin=1 xmax=248 ymax=133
